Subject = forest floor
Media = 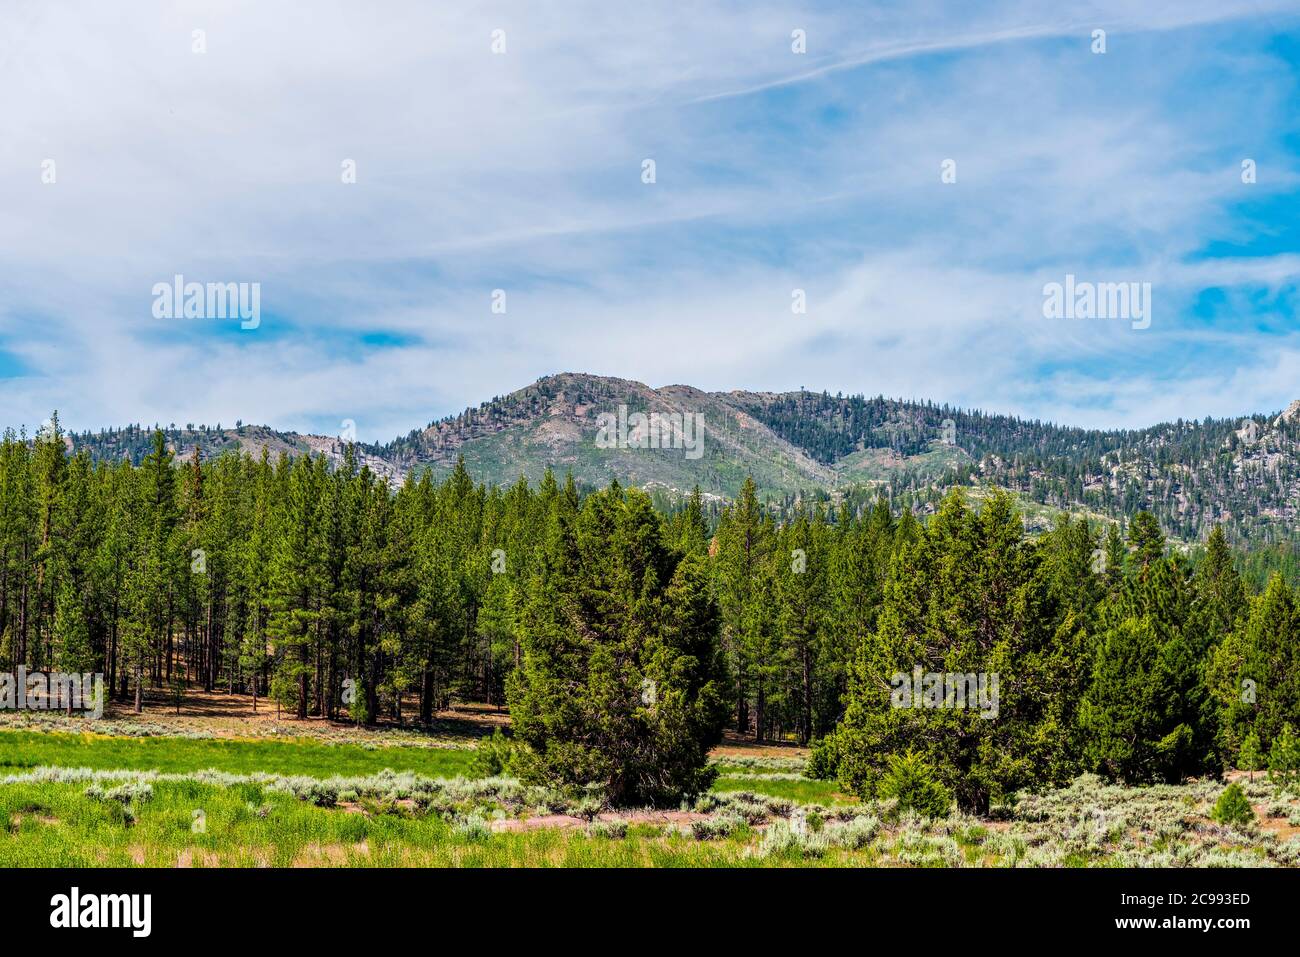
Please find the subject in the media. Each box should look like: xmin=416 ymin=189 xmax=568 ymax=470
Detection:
xmin=0 ymin=689 xmax=506 ymax=745
xmin=1 ymin=705 xmax=1296 ymax=867
xmin=0 ymin=690 xmax=807 ymax=758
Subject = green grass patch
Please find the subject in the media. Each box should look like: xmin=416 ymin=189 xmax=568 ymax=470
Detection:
xmin=0 ymin=731 xmax=476 ymax=780
xmin=711 ymin=775 xmax=856 ymax=805
xmin=0 ymin=780 xmax=840 ymax=867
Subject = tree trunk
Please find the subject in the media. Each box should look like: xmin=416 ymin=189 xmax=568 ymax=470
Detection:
xmin=297 ymin=658 xmax=309 ymax=720
xmin=420 ymin=667 xmax=434 ymax=724
xmin=204 ymin=600 xmax=214 ymax=691
xmin=801 ymin=645 xmax=813 ymax=746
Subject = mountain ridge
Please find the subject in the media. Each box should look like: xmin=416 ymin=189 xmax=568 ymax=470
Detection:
xmin=39 ymin=372 xmax=1300 ymax=544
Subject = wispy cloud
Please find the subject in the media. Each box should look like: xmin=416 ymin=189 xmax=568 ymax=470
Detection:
xmin=1 ymin=0 xmax=1298 ymax=439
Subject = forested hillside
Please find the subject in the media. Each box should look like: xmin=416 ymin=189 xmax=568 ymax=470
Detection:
xmin=57 ymin=374 xmax=1300 ymax=550
xmin=738 ymin=388 xmax=1300 ymax=546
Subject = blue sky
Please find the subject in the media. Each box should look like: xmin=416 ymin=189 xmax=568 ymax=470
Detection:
xmin=2 ymin=0 xmax=1299 ymax=441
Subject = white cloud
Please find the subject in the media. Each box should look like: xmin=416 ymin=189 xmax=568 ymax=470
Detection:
xmin=1 ymin=0 xmax=1297 ymax=438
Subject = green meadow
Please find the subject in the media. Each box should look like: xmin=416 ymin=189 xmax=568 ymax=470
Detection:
xmin=0 ymin=730 xmax=476 ymax=779
xmin=4 ymin=730 xmax=1299 ymax=868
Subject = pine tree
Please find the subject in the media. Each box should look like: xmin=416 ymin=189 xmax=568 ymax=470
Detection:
xmin=826 ymin=489 xmax=1086 ymax=813
xmin=267 ymin=454 xmax=323 ymax=719
xmin=1127 ymin=510 xmax=1165 ymax=572
xmin=239 ymin=450 xmax=276 ymax=711
xmin=51 ymin=452 xmax=99 ymax=706
xmin=1189 ymin=525 xmax=1247 ymax=653
xmin=667 ymin=485 xmax=709 ymax=555
xmin=1208 ymin=574 xmax=1300 ymax=762
xmin=1102 ymin=522 xmax=1126 ymax=587
xmin=711 ymin=476 xmax=772 ymax=736
xmin=31 ymin=413 xmax=68 ymax=671
xmin=1240 ymin=729 xmax=1262 ymax=782
xmin=1081 ymin=602 xmax=1207 ymax=784
xmin=122 ymin=430 xmax=179 ymax=712
xmin=776 ymin=511 xmax=827 ymax=743
xmin=508 ymin=483 xmax=727 ymax=805
xmin=1268 ymin=724 xmax=1300 ymax=790
xmin=0 ymin=411 xmax=1292 ymax=804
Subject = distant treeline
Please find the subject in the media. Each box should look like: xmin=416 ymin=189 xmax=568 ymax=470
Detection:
xmin=743 ymin=390 xmax=1300 ymax=545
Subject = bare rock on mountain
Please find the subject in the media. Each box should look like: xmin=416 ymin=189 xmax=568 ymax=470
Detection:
xmin=1274 ymin=399 xmax=1300 ymax=428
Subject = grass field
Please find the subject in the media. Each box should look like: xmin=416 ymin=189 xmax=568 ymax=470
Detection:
xmin=3 ymin=716 xmax=1299 ymax=868
xmin=0 ymin=730 xmax=477 ymax=779
xmin=0 ymin=775 xmax=861 ymax=867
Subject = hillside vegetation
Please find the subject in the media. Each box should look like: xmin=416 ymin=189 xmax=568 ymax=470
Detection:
xmin=52 ymin=373 xmax=1300 ymax=546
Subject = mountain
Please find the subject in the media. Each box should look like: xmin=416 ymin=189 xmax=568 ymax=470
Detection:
xmin=53 ymin=372 xmax=1300 ymax=545
xmin=371 ymin=374 xmax=835 ymax=499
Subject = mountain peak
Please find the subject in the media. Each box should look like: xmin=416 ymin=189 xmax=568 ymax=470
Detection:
xmin=1274 ymin=399 xmax=1300 ymax=427
xmin=50 ymin=376 xmax=1300 ymax=544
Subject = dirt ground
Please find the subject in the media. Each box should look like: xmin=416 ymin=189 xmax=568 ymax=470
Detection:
xmin=490 ymin=810 xmax=708 ymax=833
xmin=712 ymin=730 xmax=810 ymax=760
xmin=1 ymin=688 xmax=508 ymax=745
xmin=3 ymin=689 xmax=804 ymax=759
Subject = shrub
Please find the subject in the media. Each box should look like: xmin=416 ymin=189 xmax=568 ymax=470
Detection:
xmin=805 ymin=736 xmax=839 ymax=780
xmin=300 ymin=781 xmax=339 ymax=808
xmin=85 ymin=781 xmax=154 ymax=806
xmin=689 ymin=813 xmax=746 ymax=841
xmin=1239 ymin=730 xmax=1263 ymax=782
xmin=822 ymin=815 xmax=879 ymax=850
xmin=758 ymin=818 xmax=828 ymax=858
xmin=587 ymin=819 xmax=628 ymax=839
xmin=892 ymin=825 xmax=964 ymax=867
xmin=1210 ymin=783 xmax=1255 ymax=828
xmin=709 ymin=791 xmax=793 ymax=825
xmin=574 ymin=794 xmax=605 ymax=821
xmin=470 ymin=728 xmax=519 ymax=778
xmin=1272 ymin=839 xmax=1300 ymax=866
xmin=691 ymin=793 xmax=722 ymax=814
xmin=1268 ymin=725 xmax=1300 ymax=790
xmin=878 ymin=751 xmax=952 ymax=820
xmin=454 ymin=813 xmax=492 ymax=842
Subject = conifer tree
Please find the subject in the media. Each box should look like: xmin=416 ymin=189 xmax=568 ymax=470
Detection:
xmin=1127 ymin=510 xmax=1165 ymax=572
xmin=508 ymin=483 xmax=727 ymax=805
xmin=1189 ymin=525 xmax=1248 ymax=654
xmin=0 ymin=405 xmax=1294 ymax=803
xmin=51 ymin=452 xmax=99 ymax=701
xmin=777 ymin=510 xmax=827 ymax=743
xmin=1081 ymin=616 xmax=1202 ymax=782
xmin=239 ymin=449 xmax=276 ymax=711
xmin=267 ymin=454 xmax=323 ymax=718
xmin=1208 ymin=574 xmax=1300 ymax=762
xmin=1102 ymin=522 xmax=1126 ymax=588
xmin=667 ymin=485 xmax=709 ymax=555
xmin=712 ymin=477 xmax=772 ymax=735
xmin=825 ymin=489 xmax=1087 ymax=812
xmin=122 ymin=430 xmax=179 ymax=712
xmin=1240 ymin=729 xmax=1262 ymax=782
